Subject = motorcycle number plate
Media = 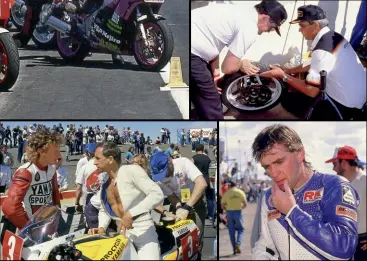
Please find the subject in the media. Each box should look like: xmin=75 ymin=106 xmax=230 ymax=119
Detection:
xmin=180 ymin=228 xmax=199 ymax=260
xmin=2 ymin=231 xmax=24 ymax=260
xmin=143 ymin=0 xmax=165 ymax=3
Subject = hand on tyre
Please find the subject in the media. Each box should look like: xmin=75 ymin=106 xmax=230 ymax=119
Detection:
xmin=240 ymin=59 xmax=260 ymax=75
xmin=260 ymin=65 xmax=286 ymax=79
xmin=212 ymin=69 xmax=223 ymax=94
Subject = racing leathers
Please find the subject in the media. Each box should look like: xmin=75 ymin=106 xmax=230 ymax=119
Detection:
xmin=1 ymin=162 xmax=60 ymax=241
xmin=12 ymin=0 xmax=49 ymax=47
xmin=252 ymin=172 xmax=359 ymax=260
xmin=98 ymin=165 xmax=164 ymax=260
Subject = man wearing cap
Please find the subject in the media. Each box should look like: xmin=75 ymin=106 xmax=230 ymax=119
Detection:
xmin=326 ymin=146 xmax=366 ymax=260
xmin=150 ymin=151 xmax=208 ymax=256
xmin=261 ymin=5 xmax=366 ymax=120
xmin=191 ymin=0 xmax=288 ymax=120
xmin=74 ymin=143 xmax=99 ymax=213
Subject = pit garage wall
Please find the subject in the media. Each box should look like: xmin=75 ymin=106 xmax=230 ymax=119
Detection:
xmin=191 ymin=0 xmax=362 ymax=67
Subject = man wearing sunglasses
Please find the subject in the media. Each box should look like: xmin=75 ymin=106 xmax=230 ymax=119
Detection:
xmin=326 ymin=146 xmax=366 ymax=260
xmin=191 ymin=0 xmax=288 ymax=120
xmin=261 ymin=5 xmax=366 ymax=120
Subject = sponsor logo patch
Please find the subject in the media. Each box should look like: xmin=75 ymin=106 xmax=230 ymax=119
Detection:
xmin=35 ymin=172 xmax=40 ymax=181
xmin=335 ymin=205 xmax=357 ymax=222
xmin=267 ymin=209 xmax=281 ymax=221
xmin=303 ymin=188 xmax=324 ymax=203
xmin=342 ymin=185 xmax=355 ymax=206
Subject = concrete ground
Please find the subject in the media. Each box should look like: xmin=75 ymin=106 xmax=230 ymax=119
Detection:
xmin=219 ymin=201 xmax=257 ymax=260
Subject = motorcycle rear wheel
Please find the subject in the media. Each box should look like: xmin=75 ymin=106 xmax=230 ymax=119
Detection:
xmin=133 ymin=20 xmax=174 ymax=71
xmin=10 ymin=5 xmax=25 ymax=30
xmin=32 ymin=25 xmax=57 ymax=49
xmin=0 ymin=33 xmax=20 ymax=91
xmin=56 ymin=31 xmax=90 ymax=64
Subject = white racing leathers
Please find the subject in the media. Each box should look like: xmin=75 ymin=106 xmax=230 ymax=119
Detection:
xmin=252 ymin=173 xmax=359 ymax=260
xmin=98 ymin=165 xmax=164 ymax=260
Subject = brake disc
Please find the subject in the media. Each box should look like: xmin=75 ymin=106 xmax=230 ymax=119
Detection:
xmin=236 ymin=76 xmax=273 ymax=107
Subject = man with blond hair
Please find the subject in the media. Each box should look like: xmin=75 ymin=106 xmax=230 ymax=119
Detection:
xmin=1 ymin=128 xmax=63 ymax=242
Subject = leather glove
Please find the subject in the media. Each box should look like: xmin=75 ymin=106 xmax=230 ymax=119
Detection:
xmin=175 ymin=207 xmax=189 ymax=222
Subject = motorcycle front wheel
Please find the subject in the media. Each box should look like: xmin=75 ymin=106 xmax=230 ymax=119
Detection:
xmin=133 ymin=20 xmax=174 ymax=71
xmin=0 ymin=33 xmax=20 ymax=91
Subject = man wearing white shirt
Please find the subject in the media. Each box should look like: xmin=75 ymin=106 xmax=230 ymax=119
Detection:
xmin=92 ymin=142 xmax=163 ymax=260
xmin=191 ymin=0 xmax=288 ymax=119
xmin=56 ymin=157 xmax=68 ymax=193
xmin=0 ymin=152 xmax=11 ymax=194
xmin=75 ymin=143 xmax=97 ymax=212
xmin=150 ymin=152 xmax=208 ymax=257
xmin=261 ymin=5 xmax=366 ymax=120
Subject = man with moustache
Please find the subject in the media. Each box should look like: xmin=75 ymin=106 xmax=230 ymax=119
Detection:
xmin=251 ymin=124 xmax=359 ymax=260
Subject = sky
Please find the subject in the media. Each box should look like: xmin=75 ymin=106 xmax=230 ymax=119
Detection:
xmin=219 ymin=122 xmax=366 ymax=180
xmin=0 ymin=121 xmax=217 ymax=144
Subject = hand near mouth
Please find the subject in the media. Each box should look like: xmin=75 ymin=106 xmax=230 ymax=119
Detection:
xmin=271 ymin=179 xmax=296 ymax=215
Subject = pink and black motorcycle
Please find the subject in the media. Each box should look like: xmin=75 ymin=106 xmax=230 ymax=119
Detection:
xmin=42 ymin=0 xmax=173 ymax=71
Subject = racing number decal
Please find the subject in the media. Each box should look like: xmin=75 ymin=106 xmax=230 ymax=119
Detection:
xmin=181 ymin=228 xmax=199 ymax=260
xmin=2 ymin=231 xmax=24 ymax=260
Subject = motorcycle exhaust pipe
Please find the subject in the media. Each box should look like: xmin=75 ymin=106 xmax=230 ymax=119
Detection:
xmin=45 ymin=16 xmax=71 ymax=34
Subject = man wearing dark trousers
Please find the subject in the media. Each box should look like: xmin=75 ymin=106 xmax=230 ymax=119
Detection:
xmin=191 ymin=0 xmax=287 ymax=119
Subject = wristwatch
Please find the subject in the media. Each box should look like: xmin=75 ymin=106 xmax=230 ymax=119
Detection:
xmin=282 ymin=74 xmax=289 ymax=82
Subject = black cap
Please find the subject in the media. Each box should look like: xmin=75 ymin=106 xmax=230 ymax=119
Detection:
xmin=260 ymin=0 xmax=288 ymax=36
xmin=290 ymin=5 xmax=326 ymax=24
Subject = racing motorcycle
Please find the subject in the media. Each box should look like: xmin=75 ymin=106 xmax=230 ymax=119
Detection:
xmin=219 ymin=62 xmax=287 ymax=113
xmin=1 ymin=204 xmax=201 ymax=260
xmin=9 ymin=0 xmax=64 ymax=49
xmin=42 ymin=0 xmax=173 ymax=71
xmin=0 ymin=0 xmax=20 ymax=91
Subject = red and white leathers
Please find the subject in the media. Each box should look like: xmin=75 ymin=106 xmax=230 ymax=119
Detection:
xmin=2 ymin=162 xmax=60 ymax=229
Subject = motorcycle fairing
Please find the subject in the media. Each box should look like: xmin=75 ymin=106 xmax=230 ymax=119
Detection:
xmin=73 ymin=234 xmax=128 ymax=260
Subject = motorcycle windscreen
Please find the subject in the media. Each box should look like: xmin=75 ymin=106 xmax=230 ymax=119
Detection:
xmin=17 ymin=204 xmax=76 ymax=247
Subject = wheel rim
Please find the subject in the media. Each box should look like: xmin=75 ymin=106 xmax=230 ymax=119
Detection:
xmin=226 ymin=75 xmax=282 ymax=111
xmin=134 ymin=22 xmax=164 ymax=66
xmin=33 ymin=25 xmax=56 ymax=44
xmin=0 ymin=40 xmax=9 ymax=84
xmin=11 ymin=5 xmax=25 ymax=27
xmin=57 ymin=32 xmax=81 ymax=56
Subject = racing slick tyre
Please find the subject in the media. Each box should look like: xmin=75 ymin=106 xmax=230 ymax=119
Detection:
xmin=133 ymin=20 xmax=174 ymax=71
xmin=0 ymin=32 xmax=20 ymax=91
xmin=220 ymin=62 xmax=287 ymax=114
